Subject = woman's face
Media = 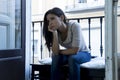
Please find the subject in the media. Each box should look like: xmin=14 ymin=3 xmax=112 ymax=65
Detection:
xmin=47 ymin=13 xmax=62 ymax=31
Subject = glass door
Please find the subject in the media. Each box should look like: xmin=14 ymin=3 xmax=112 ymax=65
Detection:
xmin=0 ymin=0 xmax=26 ymax=80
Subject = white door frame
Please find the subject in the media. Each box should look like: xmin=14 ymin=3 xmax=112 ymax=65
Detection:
xmin=105 ymin=0 xmax=118 ymax=80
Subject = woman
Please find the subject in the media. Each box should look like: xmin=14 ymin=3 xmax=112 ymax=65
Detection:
xmin=43 ymin=7 xmax=91 ymax=80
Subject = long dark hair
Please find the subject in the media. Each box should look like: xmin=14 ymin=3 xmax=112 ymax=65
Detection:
xmin=43 ymin=7 xmax=67 ymax=52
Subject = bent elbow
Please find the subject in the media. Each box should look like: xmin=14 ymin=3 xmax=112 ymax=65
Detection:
xmin=52 ymin=50 xmax=59 ymax=55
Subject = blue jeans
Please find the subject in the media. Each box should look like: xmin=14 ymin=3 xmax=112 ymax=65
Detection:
xmin=51 ymin=51 xmax=91 ymax=80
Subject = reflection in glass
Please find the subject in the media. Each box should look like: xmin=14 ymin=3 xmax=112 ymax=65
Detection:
xmin=0 ymin=0 xmax=21 ymax=49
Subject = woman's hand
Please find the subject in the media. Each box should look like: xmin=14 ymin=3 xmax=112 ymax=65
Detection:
xmin=48 ymin=26 xmax=56 ymax=32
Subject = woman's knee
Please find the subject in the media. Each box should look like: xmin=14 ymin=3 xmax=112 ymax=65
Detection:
xmin=68 ymin=55 xmax=78 ymax=64
xmin=52 ymin=54 xmax=66 ymax=66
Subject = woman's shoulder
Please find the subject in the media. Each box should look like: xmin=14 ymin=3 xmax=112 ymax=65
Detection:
xmin=68 ymin=21 xmax=81 ymax=30
xmin=68 ymin=21 xmax=80 ymax=27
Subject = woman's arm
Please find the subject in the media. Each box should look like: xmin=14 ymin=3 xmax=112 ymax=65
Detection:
xmin=51 ymin=31 xmax=80 ymax=55
xmin=60 ymin=22 xmax=82 ymax=55
xmin=60 ymin=47 xmax=80 ymax=55
xmin=52 ymin=31 xmax=60 ymax=55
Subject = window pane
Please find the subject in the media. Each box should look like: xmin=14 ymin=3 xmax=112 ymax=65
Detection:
xmin=0 ymin=0 xmax=21 ymax=50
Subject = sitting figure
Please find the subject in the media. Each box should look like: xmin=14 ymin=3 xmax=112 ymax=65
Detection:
xmin=43 ymin=7 xmax=91 ymax=80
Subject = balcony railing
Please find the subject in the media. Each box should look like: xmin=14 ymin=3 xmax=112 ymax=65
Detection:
xmin=32 ymin=16 xmax=105 ymax=64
